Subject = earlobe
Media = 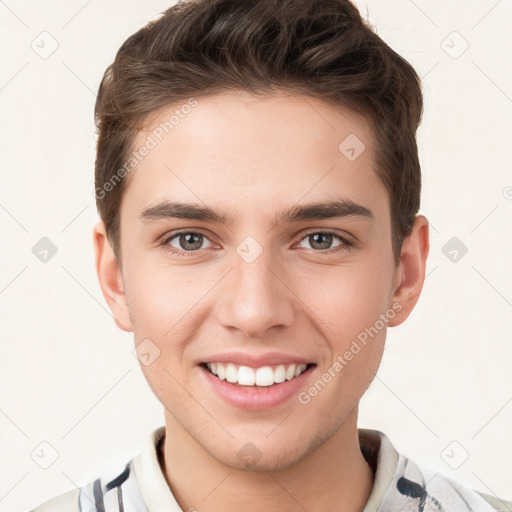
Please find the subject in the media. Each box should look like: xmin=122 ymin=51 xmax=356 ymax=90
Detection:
xmin=93 ymin=220 xmax=133 ymax=332
xmin=387 ymin=215 xmax=430 ymax=327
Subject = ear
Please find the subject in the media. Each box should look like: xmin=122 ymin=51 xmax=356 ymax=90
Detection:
xmin=387 ymin=215 xmax=430 ymax=327
xmin=93 ymin=220 xmax=133 ymax=332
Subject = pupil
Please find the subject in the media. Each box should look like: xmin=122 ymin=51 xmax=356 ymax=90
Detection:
xmin=181 ymin=233 xmax=202 ymax=250
xmin=311 ymin=233 xmax=332 ymax=250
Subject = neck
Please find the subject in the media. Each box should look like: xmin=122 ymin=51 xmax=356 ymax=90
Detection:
xmin=159 ymin=407 xmax=375 ymax=512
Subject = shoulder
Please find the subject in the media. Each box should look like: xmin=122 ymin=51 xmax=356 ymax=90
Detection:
xmin=365 ymin=429 xmax=511 ymax=512
xmin=475 ymin=490 xmax=512 ymax=512
xmin=373 ymin=432 xmax=511 ymax=512
xmin=25 ymin=427 xmax=165 ymax=512
xmin=400 ymin=456 xmax=512 ymax=512
xmin=397 ymin=455 xmax=512 ymax=512
xmin=26 ymin=488 xmax=80 ymax=512
xmin=25 ymin=458 xmax=148 ymax=512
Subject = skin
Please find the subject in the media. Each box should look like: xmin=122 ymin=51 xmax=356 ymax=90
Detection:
xmin=94 ymin=90 xmax=429 ymax=512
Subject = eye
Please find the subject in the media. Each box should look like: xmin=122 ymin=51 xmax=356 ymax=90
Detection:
xmin=297 ymin=231 xmax=352 ymax=254
xmin=162 ymin=231 xmax=214 ymax=256
xmin=160 ymin=229 xmax=353 ymax=258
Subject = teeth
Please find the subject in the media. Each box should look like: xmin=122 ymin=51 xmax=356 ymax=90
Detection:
xmin=206 ymin=362 xmax=309 ymax=386
xmin=216 ymin=363 xmax=226 ymax=381
xmin=225 ymin=363 xmax=238 ymax=383
xmin=286 ymin=365 xmax=296 ymax=380
xmin=239 ymin=366 xmax=256 ymax=385
xmin=255 ymin=366 xmax=274 ymax=386
xmin=274 ymin=365 xmax=286 ymax=383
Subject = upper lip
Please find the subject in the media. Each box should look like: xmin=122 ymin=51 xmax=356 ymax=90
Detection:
xmin=199 ymin=351 xmax=315 ymax=368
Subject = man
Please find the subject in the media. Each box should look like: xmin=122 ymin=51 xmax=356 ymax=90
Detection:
xmin=29 ymin=0 xmax=511 ymax=510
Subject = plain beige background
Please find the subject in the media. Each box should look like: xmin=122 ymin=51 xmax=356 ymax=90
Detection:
xmin=0 ymin=1 xmax=511 ymax=510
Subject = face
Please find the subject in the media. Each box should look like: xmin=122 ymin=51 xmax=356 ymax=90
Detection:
xmin=95 ymin=90 xmax=427 ymax=471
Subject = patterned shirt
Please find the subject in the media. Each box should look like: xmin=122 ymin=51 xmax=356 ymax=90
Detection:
xmin=29 ymin=426 xmax=511 ymax=512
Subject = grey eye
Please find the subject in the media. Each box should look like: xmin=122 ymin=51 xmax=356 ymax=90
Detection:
xmin=168 ymin=232 xmax=210 ymax=251
xmin=299 ymin=233 xmax=343 ymax=251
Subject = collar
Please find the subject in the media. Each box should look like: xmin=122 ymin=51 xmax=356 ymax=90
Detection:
xmin=78 ymin=425 xmax=504 ymax=511
xmin=133 ymin=425 xmax=499 ymax=511
xmin=132 ymin=425 xmax=400 ymax=511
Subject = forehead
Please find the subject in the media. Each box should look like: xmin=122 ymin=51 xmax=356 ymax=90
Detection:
xmin=121 ymin=90 xmax=388 ymax=227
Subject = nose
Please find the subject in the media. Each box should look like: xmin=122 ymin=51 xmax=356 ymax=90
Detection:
xmin=215 ymin=246 xmax=295 ymax=338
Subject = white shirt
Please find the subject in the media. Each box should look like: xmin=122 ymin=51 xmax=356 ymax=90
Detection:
xmin=29 ymin=426 xmax=511 ymax=512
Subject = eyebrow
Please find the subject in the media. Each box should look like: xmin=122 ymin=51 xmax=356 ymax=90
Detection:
xmin=139 ymin=198 xmax=375 ymax=226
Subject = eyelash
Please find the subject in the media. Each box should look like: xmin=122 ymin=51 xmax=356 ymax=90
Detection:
xmin=159 ymin=229 xmax=354 ymax=258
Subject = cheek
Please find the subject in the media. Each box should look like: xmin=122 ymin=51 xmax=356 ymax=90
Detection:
xmin=125 ymin=264 xmax=197 ymax=333
xmin=126 ymin=268 xmax=213 ymax=377
xmin=137 ymin=358 xmax=192 ymax=419
xmin=300 ymin=264 xmax=392 ymax=337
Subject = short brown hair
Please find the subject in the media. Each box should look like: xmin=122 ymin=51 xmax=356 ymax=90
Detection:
xmin=94 ymin=0 xmax=423 ymax=267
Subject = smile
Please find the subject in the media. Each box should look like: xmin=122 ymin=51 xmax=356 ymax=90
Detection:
xmin=199 ymin=361 xmax=317 ymax=410
xmin=202 ymin=362 xmax=314 ymax=387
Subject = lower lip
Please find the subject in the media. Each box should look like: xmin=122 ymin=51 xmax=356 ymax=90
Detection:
xmin=199 ymin=364 xmax=316 ymax=411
